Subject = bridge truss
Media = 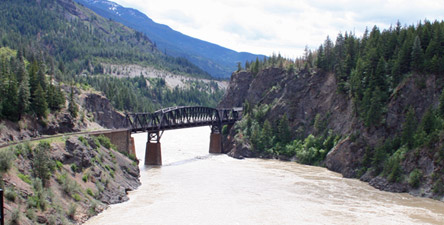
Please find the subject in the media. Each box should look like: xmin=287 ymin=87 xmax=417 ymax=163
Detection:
xmin=126 ymin=106 xmax=242 ymax=142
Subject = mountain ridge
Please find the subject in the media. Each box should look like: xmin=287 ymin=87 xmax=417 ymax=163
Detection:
xmin=75 ymin=0 xmax=266 ymax=78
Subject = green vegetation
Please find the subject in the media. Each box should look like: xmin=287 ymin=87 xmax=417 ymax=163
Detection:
xmin=17 ymin=173 xmax=32 ymax=185
xmin=0 ymin=0 xmax=223 ymax=124
xmin=409 ymin=169 xmax=423 ymax=188
xmin=0 ymin=148 xmax=15 ymax=172
xmin=242 ymin=20 xmax=444 ymax=129
xmin=80 ymin=75 xmax=224 ymax=112
xmin=82 ymin=173 xmax=89 ymax=182
xmin=236 ymin=104 xmax=340 ymax=165
xmin=67 ymin=203 xmax=77 ymax=220
xmin=96 ymin=134 xmax=114 ymax=149
xmin=5 ymin=187 xmax=17 ymax=202
xmin=32 ymin=142 xmax=56 ymax=185
xmin=236 ymin=20 xmax=444 ymax=193
xmin=86 ymin=188 xmax=94 ymax=197
xmin=9 ymin=208 xmax=21 ymax=225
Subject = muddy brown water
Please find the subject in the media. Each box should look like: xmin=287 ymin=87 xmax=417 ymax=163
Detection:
xmin=85 ymin=127 xmax=444 ymax=225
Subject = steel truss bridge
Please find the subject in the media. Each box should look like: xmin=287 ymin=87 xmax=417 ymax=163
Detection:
xmin=126 ymin=106 xmax=242 ymax=142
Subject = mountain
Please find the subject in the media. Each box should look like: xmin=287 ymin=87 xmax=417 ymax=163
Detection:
xmin=219 ymin=21 xmax=444 ymax=200
xmin=0 ymin=0 xmax=228 ymax=117
xmin=0 ymin=0 xmax=211 ymax=79
xmin=74 ymin=0 xmax=266 ymax=78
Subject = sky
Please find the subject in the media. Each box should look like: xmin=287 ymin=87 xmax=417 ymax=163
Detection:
xmin=111 ymin=0 xmax=444 ymax=58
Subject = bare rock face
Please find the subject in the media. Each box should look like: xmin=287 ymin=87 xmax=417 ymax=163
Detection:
xmin=64 ymin=136 xmax=140 ymax=204
xmin=219 ymin=71 xmax=254 ymax=108
xmin=220 ymin=68 xmax=444 ymax=199
xmin=83 ymin=93 xmax=128 ymax=129
xmin=64 ymin=138 xmax=95 ymax=168
xmin=325 ymin=137 xmax=366 ymax=178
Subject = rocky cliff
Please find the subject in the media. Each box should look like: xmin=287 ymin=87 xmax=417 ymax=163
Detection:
xmin=220 ymin=68 xmax=444 ymax=201
xmin=1 ymin=135 xmax=140 ymax=224
xmin=0 ymin=88 xmax=128 ymax=146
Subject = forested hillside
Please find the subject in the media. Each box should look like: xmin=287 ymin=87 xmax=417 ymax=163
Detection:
xmin=75 ymin=0 xmax=265 ymax=78
xmin=0 ymin=0 xmax=224 ymax=123
xmin=221 ymin=20 xmax=444 ymax=200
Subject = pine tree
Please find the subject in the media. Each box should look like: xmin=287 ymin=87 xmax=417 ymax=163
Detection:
xmin=28 ymin=60 xmax=39 ymax=95
xmin=411 ymin=36 xmax=424 ymax=72
xmin=236 ymin=62 xmax=242 ymax=72
xmin=68 ymin=87 xmax=78 ymax=118
xmin=2 ymin=71 xmax=20 ymax=121
xmin=18 ymin=71 xmax=31 ymax=116
xmin=401 ymin=107 xmax=417 ymax=149
xmin=439 ymin=89 xmax=444 ymax=118
xmin=420 ymin=107 xmax=436 ymax=135
xmin=37 ymin=66 xmax=47 ymax=90
xmin=32 ymin=84 xmax=48 ymax=119
xmin=277 ymin=114 xmax=291 ymax=144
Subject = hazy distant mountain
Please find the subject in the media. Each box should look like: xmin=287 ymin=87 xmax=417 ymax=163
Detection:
xmin=75 ymin=0 xmax=265 ymax=78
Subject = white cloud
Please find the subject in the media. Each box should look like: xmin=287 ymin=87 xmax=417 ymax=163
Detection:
xmin=112 ymin=0 xmax=444 ymax=57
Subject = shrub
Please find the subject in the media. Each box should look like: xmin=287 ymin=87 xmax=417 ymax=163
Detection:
xmin=55 ymin=161 xmax=63 ymax=170
xmin=97 ymin=135 xmax=114 ymax=149
xmin=30 ymin=178 xmax=48 ymax=210
xmin=73 ymin=193 xmax=81 ymax=202
xmin=18 ymin=173 xmax=32 ymax=184
xmin=47 ymin=215 xmax=57 ymax=225
xmin=383 ymin=147 xmax=407 ymax=182
xmin=408 ymin=169 xmax=423 ymax=188
xmin=221 ymin=125 xmax=229 ymax=135
xmin=433 ymin=179 xmax=444 ymax=195
xmin=26 ymin=208 xmax=36 ymax=221
xmin=71 ymin=163 xmax=78 ymax=173
xmin=86 ymin=188 xmax=94 ymax=197
xmin=89 ymin=201 xmax=98 ymax=216
xmin=0 ymin=148 xmax=15 ymax=172
xmin=67 ymin=203 xmax=77 ymax=219
xmin=128 ymin=153 xmax=137 ymax=162
xmin=5 ymin=187 xmax=17 ymax=202
xmin=78 ymin=136 xmax=89 ymax=146
xmin=10 ymin=208 xmax=21 ymax=225
xmin=82 ymin=173 xmax=89 ymax=182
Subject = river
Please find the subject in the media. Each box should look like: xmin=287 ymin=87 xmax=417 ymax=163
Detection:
xmin=85 ymin=127 xmax=444 ymax=224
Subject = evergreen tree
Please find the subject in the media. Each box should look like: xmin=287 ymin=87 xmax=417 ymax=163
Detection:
xmin=411 ymin=36 xmax=424 ymax=72
xmin=2 ymin=71 xmax=20 ymax=121
xmin=420 ymin=107 xmax=436 ymax=135
xmin=18 ymin=70 xmax=31 ymax=116
xmin=439 ymin=89 xmax=444 ymax=118
xmin=277 ymin=114 xmax=291 ymax=145
xmin=236 ymin=62 xmax=242 ymax=72
xmin=261 ymin=119 xmax=274 ymax=152
xmin=68 ymin=87 xmax=78 ymax=118
xmin=32 ymin=84 xmax=48 ymax=119
xmin=401 ymin=107 xmax=417 ymax=149
xmin=365 ymin=87 xmax=384 ymax=127
xmin=37 ymin=66 xmax=47 ymax=90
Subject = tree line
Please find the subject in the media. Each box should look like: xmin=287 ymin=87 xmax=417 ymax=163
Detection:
xmin=0 ymin=47 xmax=71 ymax=121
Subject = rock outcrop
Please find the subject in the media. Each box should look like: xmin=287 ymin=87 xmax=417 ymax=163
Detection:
xmin=82 ymin=93 xmax=128 ymax=129
xmin=1 ymin=135 xmax=140 ymax=224
xmin=220 ymin=68 xmax=444 ymax=200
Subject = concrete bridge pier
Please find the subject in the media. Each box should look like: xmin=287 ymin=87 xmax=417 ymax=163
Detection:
xmin=145 ymin=131 xmax=162 ymax=165
xmin=209 ymin=125 xmax=222 ymax=154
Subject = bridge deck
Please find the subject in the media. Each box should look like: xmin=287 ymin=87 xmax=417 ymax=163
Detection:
xmin=126 ymin=106 xmax=242 ymax=133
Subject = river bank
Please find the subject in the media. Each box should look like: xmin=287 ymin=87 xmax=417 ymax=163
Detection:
xmin=85 ymin=127 xmax=444 ymax=225
xmin=0 ymin=134 xmax=139 ymax=224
